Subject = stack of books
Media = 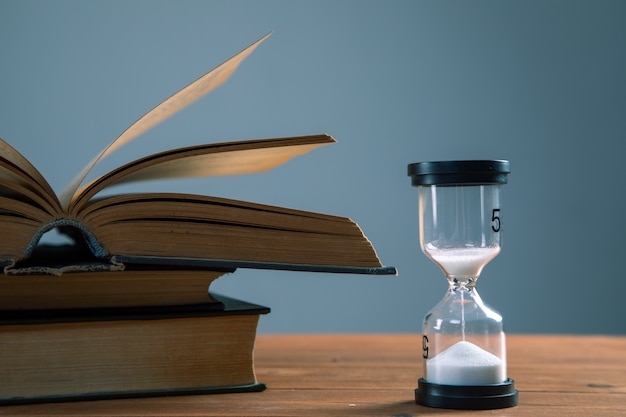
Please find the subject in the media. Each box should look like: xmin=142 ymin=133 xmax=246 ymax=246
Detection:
xmin=0 ymin=33 xmax=394 ymax=404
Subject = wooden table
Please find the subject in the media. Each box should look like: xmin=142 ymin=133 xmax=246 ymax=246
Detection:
xmin=1 ymin=334 xmax=624 ymax=416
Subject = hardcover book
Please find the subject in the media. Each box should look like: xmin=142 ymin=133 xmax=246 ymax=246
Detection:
xmin=0 ymin=294 xmax=269 ymax=405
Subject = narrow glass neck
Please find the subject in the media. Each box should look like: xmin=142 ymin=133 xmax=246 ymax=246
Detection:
xmin=448 ymin=276 xmax=477 ymax=291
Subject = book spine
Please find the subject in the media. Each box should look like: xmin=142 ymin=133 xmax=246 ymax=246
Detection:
xmin=26 ymin=219 xmax=107 ymax=258
xmin=4 ymin=219 xmax=122 ymax=276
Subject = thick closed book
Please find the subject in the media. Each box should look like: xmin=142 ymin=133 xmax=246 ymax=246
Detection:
xmin=0 ymin=294 xmax=269 ymax=405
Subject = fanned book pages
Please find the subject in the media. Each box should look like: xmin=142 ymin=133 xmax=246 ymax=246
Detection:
xmin=0 ymin=33 xmax=395 ymax=308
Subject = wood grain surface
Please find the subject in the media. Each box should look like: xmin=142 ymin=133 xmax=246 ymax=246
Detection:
xmin=1 ymin=334 xmax=624 ymax=416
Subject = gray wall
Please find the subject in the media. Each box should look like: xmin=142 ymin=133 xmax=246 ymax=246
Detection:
xmin=1 ymin=0 xmax=624 ymax=334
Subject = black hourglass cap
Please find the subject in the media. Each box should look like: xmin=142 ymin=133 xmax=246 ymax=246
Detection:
xmin=408 ymin=160 xmax=510 ymax=186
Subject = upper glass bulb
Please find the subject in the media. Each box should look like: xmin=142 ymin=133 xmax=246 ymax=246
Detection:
xmin=410 ymin=160 xmax=510 ymax=287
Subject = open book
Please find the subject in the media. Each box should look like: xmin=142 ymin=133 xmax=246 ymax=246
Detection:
xmin=0 ymin=33 xmax=395 ymax=279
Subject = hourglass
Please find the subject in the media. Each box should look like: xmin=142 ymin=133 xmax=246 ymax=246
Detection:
xmin=407 ymin=160 xmax=518 ymax=409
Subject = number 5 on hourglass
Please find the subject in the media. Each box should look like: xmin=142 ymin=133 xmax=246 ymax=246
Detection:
xmin=408 ymin=160 xmax=518 ymax=410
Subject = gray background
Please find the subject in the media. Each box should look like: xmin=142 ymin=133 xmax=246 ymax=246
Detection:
xmin=1 ymin=0 xmax=624 ymax=334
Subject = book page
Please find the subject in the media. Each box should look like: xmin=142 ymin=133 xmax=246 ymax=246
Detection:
xmin=59 ymin=32 xmax=272 ymax=210
xmin=69 ymin=135 xmax=335 ymax=214
xmin=0 ymin=138 xmax=60 ymax=213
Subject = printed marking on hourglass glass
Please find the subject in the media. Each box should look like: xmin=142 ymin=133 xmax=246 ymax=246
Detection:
xmin=491 ymin=208 xmax=501 ymax=232
xmin=422 ymin=335 xmax=429 ymax=359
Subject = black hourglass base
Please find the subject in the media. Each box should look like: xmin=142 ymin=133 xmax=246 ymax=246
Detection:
xmin=415 ymin=377 xmax=518 ymax=409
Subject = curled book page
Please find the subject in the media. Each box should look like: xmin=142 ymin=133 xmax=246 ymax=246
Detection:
xmin=69 ymin=135 xmax=335 ymax=213
xmin=0 ymin=137 xmax=60 ymax=211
